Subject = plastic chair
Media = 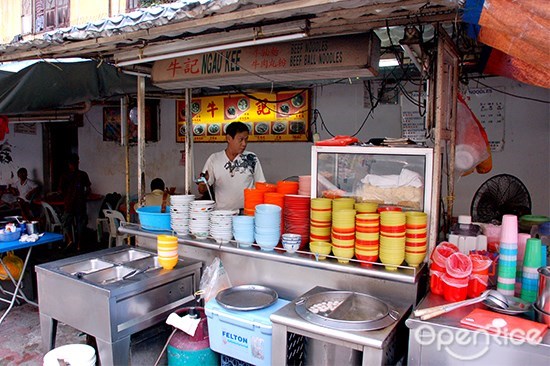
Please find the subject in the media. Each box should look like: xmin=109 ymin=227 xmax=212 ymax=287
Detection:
xmin=103 ymin=209 xmax=132 ymax=247
xmin=41 ymin=202 xmax=63 ymax=233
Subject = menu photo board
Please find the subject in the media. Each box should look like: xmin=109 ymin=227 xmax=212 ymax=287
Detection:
xmin=176 ymin=89 xmax=310 ymax=143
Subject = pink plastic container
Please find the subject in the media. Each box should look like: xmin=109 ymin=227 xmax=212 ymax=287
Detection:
xmin=445 ymin=252 xmax=473 ymax=279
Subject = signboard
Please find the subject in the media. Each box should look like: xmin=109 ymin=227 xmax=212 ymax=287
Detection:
xmin=401 ymin=92 xmax=427 ymax=142
xmin=464 ymin=88 xmax=505 ymax=151
xmin=176 ymin=90 xmax=310 ymax=143
xmin=153 ymin=33 xmax=379 ymax=88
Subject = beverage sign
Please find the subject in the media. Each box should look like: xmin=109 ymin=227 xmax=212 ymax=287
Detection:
xmin=176 ymin=89 xmax=310 ymax=143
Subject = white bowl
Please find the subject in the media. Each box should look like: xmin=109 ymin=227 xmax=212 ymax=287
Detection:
xmin=283 ymin=242 xmax=300 ymax=253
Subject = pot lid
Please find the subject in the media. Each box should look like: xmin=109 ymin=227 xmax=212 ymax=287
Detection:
xmin=215 ymin=285 xmax=278 ymax=311
xmin=295 ymin=291 xmax=399 ymax=331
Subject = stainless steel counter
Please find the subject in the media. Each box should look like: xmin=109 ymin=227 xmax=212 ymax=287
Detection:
xmin=36 ymin=246 xmax=202 ymax=365
xmin=270 ymin=286 xmax=412 ymax=365
xmin=406 ymin=292 xmax=550 ymax=365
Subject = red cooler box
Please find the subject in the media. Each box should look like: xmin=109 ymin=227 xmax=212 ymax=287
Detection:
xmin=205 ymin=298 xmax=291 ymax=366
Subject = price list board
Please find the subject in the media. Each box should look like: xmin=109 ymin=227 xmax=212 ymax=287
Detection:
xmin=464 ymin=88 xmax=505 ymax=151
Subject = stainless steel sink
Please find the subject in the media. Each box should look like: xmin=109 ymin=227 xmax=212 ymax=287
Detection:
xmin=59 ymin=258 xmax=114 ymax=276
xmin=126 ymin=255 xmax=160 ymax=271
xmin=83 ymin=265 xmax=136 ymax=285
xmin=101 ymin=249 xmax=151 ymax=264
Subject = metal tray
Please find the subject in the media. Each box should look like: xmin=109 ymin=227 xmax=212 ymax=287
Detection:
xmin=216 ymin=285 xmax=278 ymax=311
xmin=295 ymin=291 xmax=399 ymax=331
xmin=483 ymin=295 xmax=532 ymax=315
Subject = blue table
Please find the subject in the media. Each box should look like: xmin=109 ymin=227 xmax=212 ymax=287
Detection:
xmin=0 ymin=232 xmax=63 ymax=325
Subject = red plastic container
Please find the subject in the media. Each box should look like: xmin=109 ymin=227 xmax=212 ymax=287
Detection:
xmin=441 ymin=273 xmax=469 ymax=302
xmin=468 ymin=274 xmax=489 ymax=298
xmin=430 ymin=242 xmax=459 ymax=270
xmin=469 ymin=254 xmax=492 ymax=276
xmin=445 ymin=252 xmax=473 ymax=279
xmin=430 ymin=268 xmax=445 ymax=295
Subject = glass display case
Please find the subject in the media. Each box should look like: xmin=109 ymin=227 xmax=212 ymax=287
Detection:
xmin=311 ymin=146 xmax=434 ymax=214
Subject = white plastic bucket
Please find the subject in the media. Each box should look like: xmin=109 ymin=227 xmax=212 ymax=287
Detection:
xmin=43 ymin=344 xmax=96 ymax=366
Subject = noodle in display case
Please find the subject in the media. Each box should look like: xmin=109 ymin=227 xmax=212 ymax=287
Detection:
xmin=176 ymin=90 xmax=310 ymax=142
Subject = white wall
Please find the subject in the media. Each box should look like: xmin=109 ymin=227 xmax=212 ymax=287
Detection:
xmin=6 ymin=77 xmax=545 ymax=228
xmin=0 ymin=124 xmax=43 ymax=188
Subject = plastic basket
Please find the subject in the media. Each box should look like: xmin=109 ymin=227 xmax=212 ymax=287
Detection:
xmin=0 ymin=228 xmax=22 ymax=242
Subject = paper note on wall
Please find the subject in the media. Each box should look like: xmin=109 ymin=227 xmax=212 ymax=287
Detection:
xmin=464 ymin=88 xmax=505 ymax=152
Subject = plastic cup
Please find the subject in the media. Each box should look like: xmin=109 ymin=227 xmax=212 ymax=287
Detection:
xmin=523 ymin=238 xmax=542 ymax=268
xmin=500 ymin=214 xmax=518 ymax=244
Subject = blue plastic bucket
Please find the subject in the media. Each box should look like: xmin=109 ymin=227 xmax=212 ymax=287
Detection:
xmin=136 ymin=206 xmax=171 ymax=231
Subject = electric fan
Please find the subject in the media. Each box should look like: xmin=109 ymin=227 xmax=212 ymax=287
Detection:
xmin=470 ymin=174 xmax=532 ymax=223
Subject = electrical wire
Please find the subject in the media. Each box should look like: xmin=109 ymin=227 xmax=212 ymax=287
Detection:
xmin=472 ymin=80 xmax=549 ymax=104
xmin=84 ymin=114 xmax=104 ymax=136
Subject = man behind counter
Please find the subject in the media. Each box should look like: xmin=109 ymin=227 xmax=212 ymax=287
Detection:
xmin=198 ymin=121 xmax=265 ymax=211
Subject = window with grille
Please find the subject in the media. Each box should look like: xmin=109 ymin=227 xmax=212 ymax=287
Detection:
xmin=127 ymin=0 xmax=141 ymax=12
xmin=22 ymin=0 xmax=33 ymax=34
xmin=44 ymin=0 xmax=70 ymax=30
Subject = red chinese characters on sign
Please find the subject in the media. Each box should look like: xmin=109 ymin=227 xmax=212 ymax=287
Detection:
xmin=166 ymin=57 xmax=200 ymax=77
xmin=251 ymin=46 xmax=287 ymax=70
xmin=255 ymin=100 xmax=271 ymax=115
xmin=206 ymin=101 xmax=219 ymax=118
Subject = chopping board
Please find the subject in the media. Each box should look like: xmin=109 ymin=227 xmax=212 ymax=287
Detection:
xmin=460 ymin=308 xmax=548 ymax=343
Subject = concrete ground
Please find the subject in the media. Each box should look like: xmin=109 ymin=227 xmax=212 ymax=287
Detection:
xmin=0 ymin=228 xmax=171 ymax=366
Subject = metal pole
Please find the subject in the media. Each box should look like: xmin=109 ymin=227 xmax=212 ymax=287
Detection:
xmin=137 ymin=76 xmax=146 ymax=201
xmin=184 ymin=88 xmax=193 ymax=194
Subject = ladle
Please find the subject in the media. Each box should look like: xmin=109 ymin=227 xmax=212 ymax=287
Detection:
xmin=414 ymin=290 xmax=509 ymax=320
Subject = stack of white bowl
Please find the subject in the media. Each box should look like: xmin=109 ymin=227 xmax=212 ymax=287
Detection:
xmin=170 ymin=194 xmax=195 ymax=235
xmin=209 ymin=210 xmax=236 ymax=244
xmin=189 ymin=200 xmax=216 ymax=238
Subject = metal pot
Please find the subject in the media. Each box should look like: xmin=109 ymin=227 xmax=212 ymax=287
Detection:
xmin=26 ymin=221 xmax=41 ymax=235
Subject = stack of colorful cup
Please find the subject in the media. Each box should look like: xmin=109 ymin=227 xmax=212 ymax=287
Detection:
xmin=310 ymin=198 xmax=332 ymax=243
xmin=515 ymin=233 xmax=531 ymax=296
xmin=521 ymin=238 xmax=542 ymax=302
xmin=497 ymin=214 xmax=518 ymax=296
xmin=379 ymin=211 xmax=406 ymax=270
xmin=331 ymin=209 xmax=356 ymax=263
xmin=276 ymin=180 xmax=299 ymax=195
xmin=157 ymin=235 xmax=179 ymax=270
xmin=429 ymin=242 xmax=459 ymax=295
xmin=354 ymin=201 xmax=378 ymax=214
xmin=298 ymin=175 xmax=311 ymax=196
xmin=354 ymin=213 xmax=380 ymax=267
xmin=405 ymin=211 xmax=428 ymax=267
xmin=332 ymin=197 xmax=356 ymax=211
xmin=243 ymin=188 xmax=265 ymax=216
xmin=283 ymin=195 xmax=310 ymax=249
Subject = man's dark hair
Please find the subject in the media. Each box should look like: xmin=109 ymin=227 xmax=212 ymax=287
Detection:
xmin=151 ymin=178 xmax=165 ymax=191
xmin=226 ymin=121 xmax=250 ymax=138
xmin=68 ymin=153 xmax=80 ymax=165
xmin=17 ymin=168 xmax=27 ymax=177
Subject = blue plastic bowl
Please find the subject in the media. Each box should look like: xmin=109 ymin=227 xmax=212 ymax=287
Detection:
xmin=136 ymin=206 xmax=171 ymax=231
xmin=0 ymin=228 xmax=22 ymax=242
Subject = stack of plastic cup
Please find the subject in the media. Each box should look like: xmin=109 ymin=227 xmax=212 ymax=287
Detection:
xmin=157 ymin=235 xmax=179 ymax=270
xmin=497 ymin=214 xmax=518 ymax=296
xmin=254 ymin=204 xmax=282 ymax=251
xmin=468 ymin=253 xmax=492 ymax=298
xmin=354 ymin=213 xmax=379 ymax=267
xmin=521 ymin=238 xmax=542 ymax=302
xmin=515 ymin=233 xmax=531 ymax=296
xmin=405 ymin=211 xmax=428 ymax=267
xmin=244 ymin=188 xmax=265 ymax=216
xmin=379 ymin=211 xmax=406 ymax=271
xmin=332 ymin=197 xmax=355 ymax=211
xmin=354 ymin=201 xmax=378 ymax=214
xmin=310 ymin=198 xmax=332 ymax=243
xmin=429 ymin=242 xmax=459 ymax=295
xmin=232 ymin=215 xmax=255 ymax=247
